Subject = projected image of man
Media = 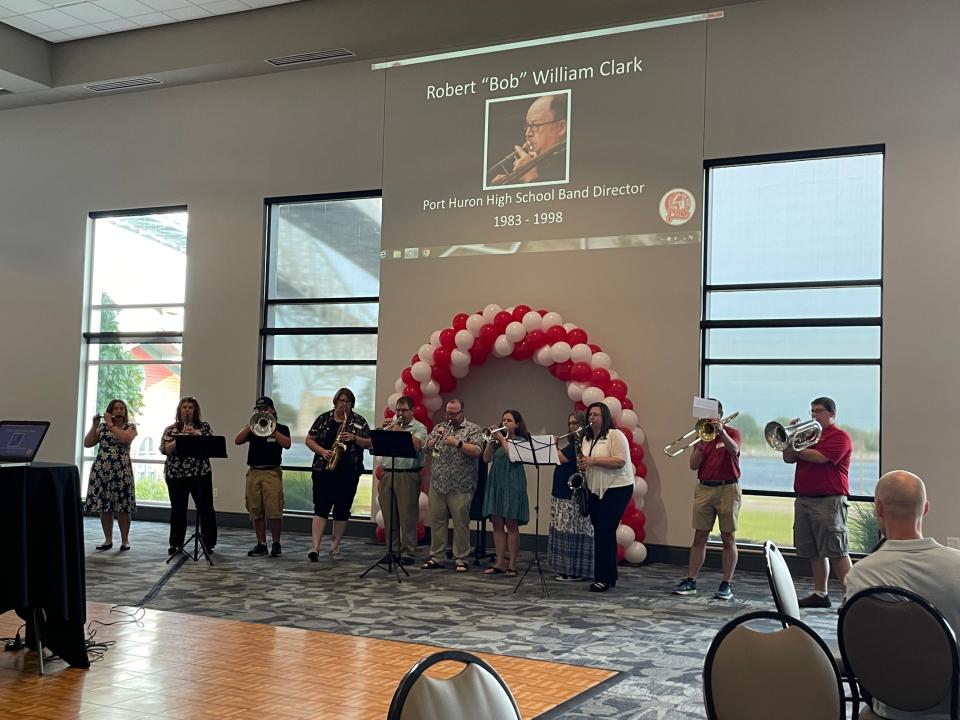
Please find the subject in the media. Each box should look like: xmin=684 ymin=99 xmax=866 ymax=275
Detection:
xmin=491 ymin=94 xmax=567 ymax=186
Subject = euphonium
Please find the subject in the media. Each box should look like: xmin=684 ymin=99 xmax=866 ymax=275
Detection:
xmin=249 ymin=411 xmax=276 ymax=438
xmin=326 ymin=415 xmax=349 ymax=471
xmin=764 ymin=418 xmax=822 ymax=451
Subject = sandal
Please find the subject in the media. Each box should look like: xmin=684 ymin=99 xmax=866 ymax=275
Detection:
xmin=505 ymin=568 xmax=518 ymax=577
xmin=421 ymin=559 xmax=444 ymax=569
xmin=119 ymin=544 xmax=130 ymax=552
xmin=307 ymin=550 xmax=319 ymax=562
xmin=483 ymin=566 xmax=505 ymax=575
xmin=455 ymin=561 xmax=469 ymax=572
xmin=589 ymin=581 xmax=611 ymax=593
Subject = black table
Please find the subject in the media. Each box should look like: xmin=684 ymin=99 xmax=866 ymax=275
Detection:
xmin=0 ymin=462 xmax=90 ymax=669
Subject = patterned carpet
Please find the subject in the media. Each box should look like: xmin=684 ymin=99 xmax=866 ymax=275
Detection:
xmin=82 ymin=518 xmax=841 ymax=719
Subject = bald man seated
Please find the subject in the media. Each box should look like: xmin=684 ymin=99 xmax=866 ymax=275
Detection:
xmin=845 ymin=470 xmax=960 ymax=719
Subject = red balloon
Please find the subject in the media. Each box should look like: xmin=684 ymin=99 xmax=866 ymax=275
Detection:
xmin=511 ymin=339 xmax=532 ymax=360
xmin=631 ymin=443 xmax=645 ymax=462
xmin=570 ymin=361 xmax=591 ymax=383
xmin=435 ymin=372 xmax=457 ymax=393
xmin=635 ymin=462 xmax=648 ymax=479
xmin=567 ymin=328 xmax=589 ymax=345
xmin=589 ymin=343 xmax=602 ymax=353
xmin=416 ymin=522 xmax=426 ymax=541
xmin=470 ymin=344 xmax=489 ymax=366
xmin=625 ymin=497 xmax=637 ymax=513
xmin=630 ymin=449 xmax=643 ymax=469
xmin=383 ymin=407 xmax=395 ymax=419
xmin=545 ymin=325 xmax=567 ymax=343
xmin=554 ymin=360 xmax=573 ymax=381
xmin=574 ymin=401 xmax=587 ymax=413
xmin=439 ymin=328 xmax=456 ymax=350
xmin=608 ymin=379 xmax=629 ymax=400
xmin=375 ymin=526 xmax=386 ymax=543
xmin=590 ymin=368 xmax=611 ymax=391
xmin=635 ymin=527 xmax=646 ymax=543
xmin=452 ymin=313 xmax=469 ymax=331
xmin=478 ymin=323 xmax=499 ymax=345
xmin=537 ymin=309 xmax=548 ymax=316
xmin=403 ymin=384 xmax=423 ymax=402
xmin=494 ymin=311 xmax=513 ymax=332
xmin=616 ymin=545 xmax=626 ymax=563
xmin=512 ymin=304 xmax=531 ymax=321
xmin=526 ymin=329 xmax=547 ymax=350
xmin=412 ymin=404 xmax=429 ymax=423
xmin=433 ymin=346 xmax=451 ymax=368
xmin=424 ymin=419 xmax=434 ymax=432
xmin=401 ymin=367 xmax=415 ymax=386
xmin=374 ymin=465 xmax=384 ymax=480
xmin=621 ymin=397 xmax=634 ymax=410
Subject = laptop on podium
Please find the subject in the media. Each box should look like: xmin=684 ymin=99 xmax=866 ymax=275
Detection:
xmin=0 ymin=420 xmax=51 ymax=468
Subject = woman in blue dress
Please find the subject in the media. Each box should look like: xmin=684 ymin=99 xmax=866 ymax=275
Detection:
xmin=83 ymin=399 xmax=138 ymax=551
xmin=482 ymin=409 xmax=530 ymax=577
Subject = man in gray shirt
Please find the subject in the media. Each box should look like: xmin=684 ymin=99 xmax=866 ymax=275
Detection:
xmin=845 ymin=470 xmax=960 ymax=720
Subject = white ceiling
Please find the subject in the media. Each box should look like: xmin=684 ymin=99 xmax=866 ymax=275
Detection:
xmin=0 ymin=0 xmax=299 ymax=42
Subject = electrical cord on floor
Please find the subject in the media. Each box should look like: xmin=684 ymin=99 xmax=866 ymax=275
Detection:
xmin=3 ymin=624 xmax=26 ymax=651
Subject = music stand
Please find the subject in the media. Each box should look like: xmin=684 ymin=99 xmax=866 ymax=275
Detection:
xmin=361 ymin=429 xmax=416 ymax=583
xmin=166 ymin=435 xmax=227 ymax=567
xmin=508 ymin=434 xmax=560 ymax=596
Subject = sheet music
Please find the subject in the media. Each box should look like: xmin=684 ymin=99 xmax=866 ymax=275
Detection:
xmin=506 ymin=434 xmax=560 ymax=465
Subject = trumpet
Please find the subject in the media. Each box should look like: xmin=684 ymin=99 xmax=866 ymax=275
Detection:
xmin=481 ymin=425 xmax=509 ymax=442
xmin=764 ymin=418 xmax=822 ymax=451
xmin=432 ymin=421 xmax=450 ymax=458
xmin=663 ymin=412 xmax=740 ymax=457
xmin=381 ymin=417 xmax=408 ymax=430
xmin=249 ymin=411 xmax=276 ymax=438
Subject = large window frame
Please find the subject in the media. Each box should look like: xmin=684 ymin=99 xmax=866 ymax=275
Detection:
xmin=261 ymin=191 xmax=382 ymax=518
xmin=701 ymin=146 xmax=883 ymax=551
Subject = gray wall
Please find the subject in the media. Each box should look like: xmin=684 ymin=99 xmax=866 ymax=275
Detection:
xmin=1 ymin=0 xmax=958 ymax=546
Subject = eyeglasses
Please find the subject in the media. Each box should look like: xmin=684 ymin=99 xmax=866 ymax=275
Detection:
xmin=810 ymin=408 xmax=829 ymax=415
xmin=522 ymin=119 xmax=560 ymax=134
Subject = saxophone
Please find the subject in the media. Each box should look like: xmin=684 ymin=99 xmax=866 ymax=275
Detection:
xmin=326 ymin=415 xmax=349 ymax=471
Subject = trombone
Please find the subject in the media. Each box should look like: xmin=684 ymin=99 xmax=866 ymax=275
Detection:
xmin=663 ymin=412 xmax=739 ymax=457
xmin=764 ymin=418 xmax=822 ymax=451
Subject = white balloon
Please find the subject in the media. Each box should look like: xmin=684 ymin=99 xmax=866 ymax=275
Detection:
xmin=570 ymin=343 xmax=592 ymax=363
xmin=450 ymin=348 xmax=471 ymax=367
xmin=620 ymin=409 xmax=639 ymax=430
xmin=420 ymin=379 xmax=440 ymax=398
xmin=609 ymin=370 xmax=620 ymax=380
xmin=417 ymin=344 xmax=435 ymax=365
xmin=375 ymin=510 xmax=384 ymax=528
xmin=625 ymin=541 xmax=647 ymax=565
xmin=534 ymin=346 xmax=553 ymax=366
xmin=634 ymin=477 xmax=648 ymax=500
xmin=465 ymin=313 xmax=485 ymax=336
xmin=394 ymin=377 xmax=405 ymax=394
xmin=505 ymin=321 xmax=526 ymax=342
xmin=387 ymin=392 xmax=401 ymax=410
xmin=603 ymin=396 xmax=623 ymax=421
xmin=541 ymin=311 xmax=563 ymax=329
xmin=616 ymin=523 xmax=636 ymax=548
xmin=521 ymin=310 xmax=543 ymax=331
xmin=482 ymin=303 xmax=502 ymax=322
xmin=493 ymin=335 xmax=515 ymax=357
xmin=566 ymin=382 xmax=588 ymax=402
xmin=411 ymin=361 xmax=432 ymax=383
xmin=454 ymin=329 xmax=475 ymax=351
xmin=424 ymin=394 xmax=443 ymax=412
xmin=634 ymin=497 xmax=645 ymax=511
xmin=506 ymin=306 xmax=516 ymax=314
xmin=563 ymin=322 xmax=578 ymax=332
xmin=550 ymin=341 xmax=572 ymax=363
xmin=632 ymin=426 xmax=646 ymax=445
xmin=430 ymin=330 xmax=442 ymax=347
xmin=590 ymin=352 xmax=612 ymax=370
xmin=582 ymin=386 xmax=604 ymax=406
xmin=450 ymin=363 xmax=470 ymax=378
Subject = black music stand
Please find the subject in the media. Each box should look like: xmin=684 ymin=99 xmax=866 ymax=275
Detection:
xmin=510 ymin=435 xmax=559 ymax=597
xmin=361 ymin=429 xmax=416 ymax=583
xmin=167 ymin=435 xmax=227 ymax=567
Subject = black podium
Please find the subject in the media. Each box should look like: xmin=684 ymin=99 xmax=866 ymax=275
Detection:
xmin=167 ymin=435 xmax=227 ymax=566
xmin=361 ymin=429 xmax=417 ymax=583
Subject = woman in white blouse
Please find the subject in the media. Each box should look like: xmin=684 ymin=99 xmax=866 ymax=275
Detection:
xmin=580 ymin=402 xmax=635 ymax=592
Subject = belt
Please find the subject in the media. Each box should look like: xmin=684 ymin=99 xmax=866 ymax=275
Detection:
xmin=251 ymin=465 xmax=280 ymax=470
xmin=700 ymin=479 xmax=738 ymax=487
xmin=387 ymin=467 xmax=422 ymax=473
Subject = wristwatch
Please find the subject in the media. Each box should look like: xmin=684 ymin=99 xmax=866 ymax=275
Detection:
xmin=457 ymin=440 xmax=464 ymax=449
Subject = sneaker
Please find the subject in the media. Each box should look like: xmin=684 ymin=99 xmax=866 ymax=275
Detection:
xmin=798 ymin=592 xmax=832 ymax=609
xmin=672 ymin=577 xmax=697 ymax=595
xmin=714 ymin=581 xmax=734 ymax=600
xmin=270 ymin=542 xmax=282 ymax=557
xmin=247 ymin=543 xmax=268 ymax=557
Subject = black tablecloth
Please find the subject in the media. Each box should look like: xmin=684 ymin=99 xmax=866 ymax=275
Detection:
xmin=0 ymin=462 xmax=89 ymax=668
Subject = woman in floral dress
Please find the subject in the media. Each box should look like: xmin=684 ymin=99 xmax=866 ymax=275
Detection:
xmin=83 ymin=399 xmax=138 ymax=551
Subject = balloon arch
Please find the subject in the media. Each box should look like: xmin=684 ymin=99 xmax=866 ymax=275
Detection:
xmin=375 ymin=303 xmax=649 ymax=564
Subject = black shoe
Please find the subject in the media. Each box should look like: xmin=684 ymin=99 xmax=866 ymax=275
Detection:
xmin=798 ymin=592 xmax=832 ymax=608
xmin=589 ymin=582 xmax=611 ymax=593
xmin=714 ymin=581 xmax=734 ymax=600
xmin=248 ymin=543 xmax=268 ymax=557
xmin=167 ymin=546 xmax=178 ymax=556
xmin=672 ymin=577 xmax=697 ymax=595
xmin=95 ymin=542 xmax=113 ymax=551
xmin=307 ymin=550 xmax=319 ymax=562
xmin=270 ymin=542 xmax=282 ymax=557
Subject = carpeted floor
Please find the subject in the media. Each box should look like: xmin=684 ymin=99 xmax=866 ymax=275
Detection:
xmin=82 ymin=518 xmax=841 ymax=719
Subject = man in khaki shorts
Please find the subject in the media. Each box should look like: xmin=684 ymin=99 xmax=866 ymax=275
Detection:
xmin=672 ymin=400 xmax=741 ymax=600
xmin=235 ymin=396 xmax=291 ymax=558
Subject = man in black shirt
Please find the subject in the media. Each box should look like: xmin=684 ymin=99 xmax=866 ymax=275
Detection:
xmin=235 ymin=396 xmax=291 ymax=557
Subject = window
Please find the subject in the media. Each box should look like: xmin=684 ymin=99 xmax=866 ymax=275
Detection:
xmin=702 ymin=148 xmax=883 ymax=553
xmin=81 ymin=208 xmax=189 ymax=503
xmin=262 ymin=193 xmax=381 ymax=516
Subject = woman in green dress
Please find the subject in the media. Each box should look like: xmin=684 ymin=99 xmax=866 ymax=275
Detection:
xmin=482 ymin=409 xmax=530 ymax=577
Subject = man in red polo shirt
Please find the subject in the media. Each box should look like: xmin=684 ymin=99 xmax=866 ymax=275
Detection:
xmin=672 ymin=399 xmax=741 ymax=600
xmin=782 ymin=396 xmax=853 ymax=608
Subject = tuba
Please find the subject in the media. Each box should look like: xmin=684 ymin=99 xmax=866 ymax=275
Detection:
xmin=764 ymin=418 xmax=822 ymax=451
xmin=249 ymin=411 xmax=276 ymax=437
xmin=326 ymin=415 xmax=349 ymax=471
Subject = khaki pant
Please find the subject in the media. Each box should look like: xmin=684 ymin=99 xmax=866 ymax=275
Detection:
xmin=428 ymin=488 xmax=473 ymax=563
xmin=378 ymin=470 xmax=421 ymax=559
